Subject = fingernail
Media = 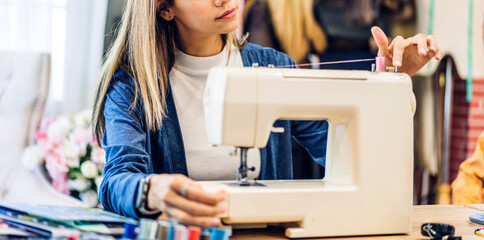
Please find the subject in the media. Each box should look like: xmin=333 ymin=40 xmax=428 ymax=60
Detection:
xmin=394 ymin=60 xmax=402 ymax=67
xmin=211 ymin=218 xmax=220 ymax=226
xmin=219 ymin=206 xmax=226 ymax=213
xmin=218 ymin=191 xmax=226 ymax=201
xmin=430 ymin=46 xmax=436 ymax=51
xmin=419 ymin=48 xmax=426 ymax=55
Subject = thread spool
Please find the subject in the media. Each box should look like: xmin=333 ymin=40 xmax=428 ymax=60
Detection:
xmin=375 ymin=57 xmax=385 ymax=72
xmin=138 ymin=219 xmax=159 ymax=240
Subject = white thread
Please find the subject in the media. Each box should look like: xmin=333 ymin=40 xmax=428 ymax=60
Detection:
xmin=276 ymin=58 xmax=376 ymax=68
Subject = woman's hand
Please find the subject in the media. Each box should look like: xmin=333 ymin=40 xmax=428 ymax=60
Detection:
xmin=371 ymin=26 xmax=443 ymax=76
xmin=147 ymin=174 xmax=226 ymax=228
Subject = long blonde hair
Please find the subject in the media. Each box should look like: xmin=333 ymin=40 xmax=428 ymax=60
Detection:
xmin=92 ymin=0 xmax=242 ymax=144
xmin=245 ymin=0 xmax=327 ymax=63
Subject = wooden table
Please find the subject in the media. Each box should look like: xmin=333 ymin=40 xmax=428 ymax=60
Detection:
xmin=231 ymin=205 xmax=484 ymax=239
xmin=466 ymin=204 xmax=484 ymax=212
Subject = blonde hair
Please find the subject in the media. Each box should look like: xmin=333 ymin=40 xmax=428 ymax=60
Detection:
xmin=93 ymin=0 xmax=242 ymax=144
xmin=245 ymin=0 xmax=327 ymax=63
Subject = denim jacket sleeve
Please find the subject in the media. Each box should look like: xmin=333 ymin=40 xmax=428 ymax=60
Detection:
xmin=98 ymin=71 xmax=154 ymax=219
xmin=291 ymin=121 xmax=328 ymax=166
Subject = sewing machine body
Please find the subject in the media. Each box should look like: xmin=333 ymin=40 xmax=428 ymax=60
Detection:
xmin=201 ymin=67 xmax=415 ymax=238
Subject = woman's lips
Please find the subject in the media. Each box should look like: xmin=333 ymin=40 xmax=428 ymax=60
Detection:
xmin=216 ymin=8 xmax=237 ymax=20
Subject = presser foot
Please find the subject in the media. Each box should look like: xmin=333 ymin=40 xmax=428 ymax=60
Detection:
xmin=227 ymin=181 xmax=265 ymax=187
xmin=236 ymin=166 xmax=257 ymax=186
xmin=236 ymin=147 xmax=258 ymax=186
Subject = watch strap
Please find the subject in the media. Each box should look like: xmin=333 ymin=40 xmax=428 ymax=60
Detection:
xmin=135 ymin=174 xmax=160 ymax=216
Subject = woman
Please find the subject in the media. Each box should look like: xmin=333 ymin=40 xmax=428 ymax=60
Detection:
xmin=93 ymin=0 xmax=442 ymax=228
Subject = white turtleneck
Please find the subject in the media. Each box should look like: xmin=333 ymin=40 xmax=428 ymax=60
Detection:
xmin=169 ymin=45 xmax=261 ymax=181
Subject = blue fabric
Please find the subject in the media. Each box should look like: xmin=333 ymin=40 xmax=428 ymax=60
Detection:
xmin=99 ymin=43 xmax=328 ymax=219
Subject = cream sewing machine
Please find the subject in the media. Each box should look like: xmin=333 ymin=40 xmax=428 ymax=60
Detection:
xmin=199 ymin=66 xmax=416 ymax=238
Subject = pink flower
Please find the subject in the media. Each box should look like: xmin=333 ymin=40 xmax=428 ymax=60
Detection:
xmin=35 ymin=131 xmax=47 ymax=141
xmin=52 ymin=175 xmax=70 ymax=195
xmin=37 ymin=136 xmax=61 ymax=153
xmin=69 ymin=128 xmax=92 ymax=156
xmin=38 ymin=117 xmax=54 ymax=133
xmin=45 ymin=151 xmax=69 ymax=180
xmin=91 ymin=148 xmax=106 ymax=165
xmin=71 ymin=128 xmax=91 ymax=145
xmin=32 ymin=110 xmax=104 ymax=201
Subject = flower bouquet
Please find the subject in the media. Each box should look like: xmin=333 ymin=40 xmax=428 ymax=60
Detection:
xmin=21 ymin=110 xmax=105 ymax=207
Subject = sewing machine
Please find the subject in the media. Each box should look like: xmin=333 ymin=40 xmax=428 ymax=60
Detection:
xmin=200 ymin=66 xmax=416 ymax=238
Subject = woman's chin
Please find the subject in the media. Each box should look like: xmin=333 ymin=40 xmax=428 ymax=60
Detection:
xmin=216 ymin=22 xmax=239 ymax=35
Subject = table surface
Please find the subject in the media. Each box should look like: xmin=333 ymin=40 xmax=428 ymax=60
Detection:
xmin=231 ymin=205 xmax=484 ymax=239
xmin=466 ymin=204 xmax=484 ymax=212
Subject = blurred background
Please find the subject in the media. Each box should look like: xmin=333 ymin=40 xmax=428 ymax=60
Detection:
xmin=0 ymin=0 xmax=483 ymax=207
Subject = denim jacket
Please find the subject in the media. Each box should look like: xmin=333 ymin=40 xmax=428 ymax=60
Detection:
xmin=99 ymin=43 xmax=328 ymax=219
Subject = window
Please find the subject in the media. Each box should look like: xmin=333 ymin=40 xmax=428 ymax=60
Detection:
xmin=0 ymin=0 xmax=67 ymax=101
xmin=1 ymin=0 xmax=107 ymax=114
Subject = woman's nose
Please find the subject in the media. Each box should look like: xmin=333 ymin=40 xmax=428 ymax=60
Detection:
xmin=214 ymin=0 xmax=230 ymax=7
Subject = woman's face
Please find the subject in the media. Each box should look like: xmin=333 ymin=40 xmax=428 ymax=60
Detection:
xmin=171 ymin=0 xmax=239 ymax=36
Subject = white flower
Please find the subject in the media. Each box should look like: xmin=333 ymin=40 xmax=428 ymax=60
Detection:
xmin=80 ymin=161 xmax=98 ymax=179
xmin=73 ymin=109 xmax=91 ymax=128
xmin=66 ymin=158 xmax=80 ymax=169
xmin=80 ymin=190 xmax=99 ymax=207
xmin=95 ymin=176 xmax=103 ymax=192
xmin=45 ymin=151 xmax=69 ymax=180
xmin=68 ymin=175 xmax=91 ymax=191
xmin=21 ymin=145 xmax=44 ymax=170
xmin=47 ymin=116 xmax=73 ymax=140
xmin=61 ymin=140 xmax=81 ymax=168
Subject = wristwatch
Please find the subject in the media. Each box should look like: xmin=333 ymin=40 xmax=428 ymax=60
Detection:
xmin=135 ymin=175 xmax=160 ymax=215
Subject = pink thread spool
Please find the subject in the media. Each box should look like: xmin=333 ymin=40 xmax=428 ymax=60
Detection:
xmin=174 ymin=224 xmax=188 ymax=240
xmin=375 ymin=56 xmax=385 ymax=72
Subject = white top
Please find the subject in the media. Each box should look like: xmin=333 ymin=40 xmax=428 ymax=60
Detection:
xmin=169 ymin=45 xmax=261 ymax=181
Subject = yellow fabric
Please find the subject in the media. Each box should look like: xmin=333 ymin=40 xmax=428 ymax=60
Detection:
xmin=451 ymin=132 xmax=484 ymax=205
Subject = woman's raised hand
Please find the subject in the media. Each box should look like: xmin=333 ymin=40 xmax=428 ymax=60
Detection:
xmin=371 ymin=26 xmax=443 ymax=76
xmin=147 ymin=174 xmax=226 ymax=227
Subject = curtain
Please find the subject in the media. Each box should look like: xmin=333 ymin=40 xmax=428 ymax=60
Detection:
xmin=63 ymin=0 xmax=107 ymax=114
xmin=0 ymin=0 xmax=107 ymax=115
